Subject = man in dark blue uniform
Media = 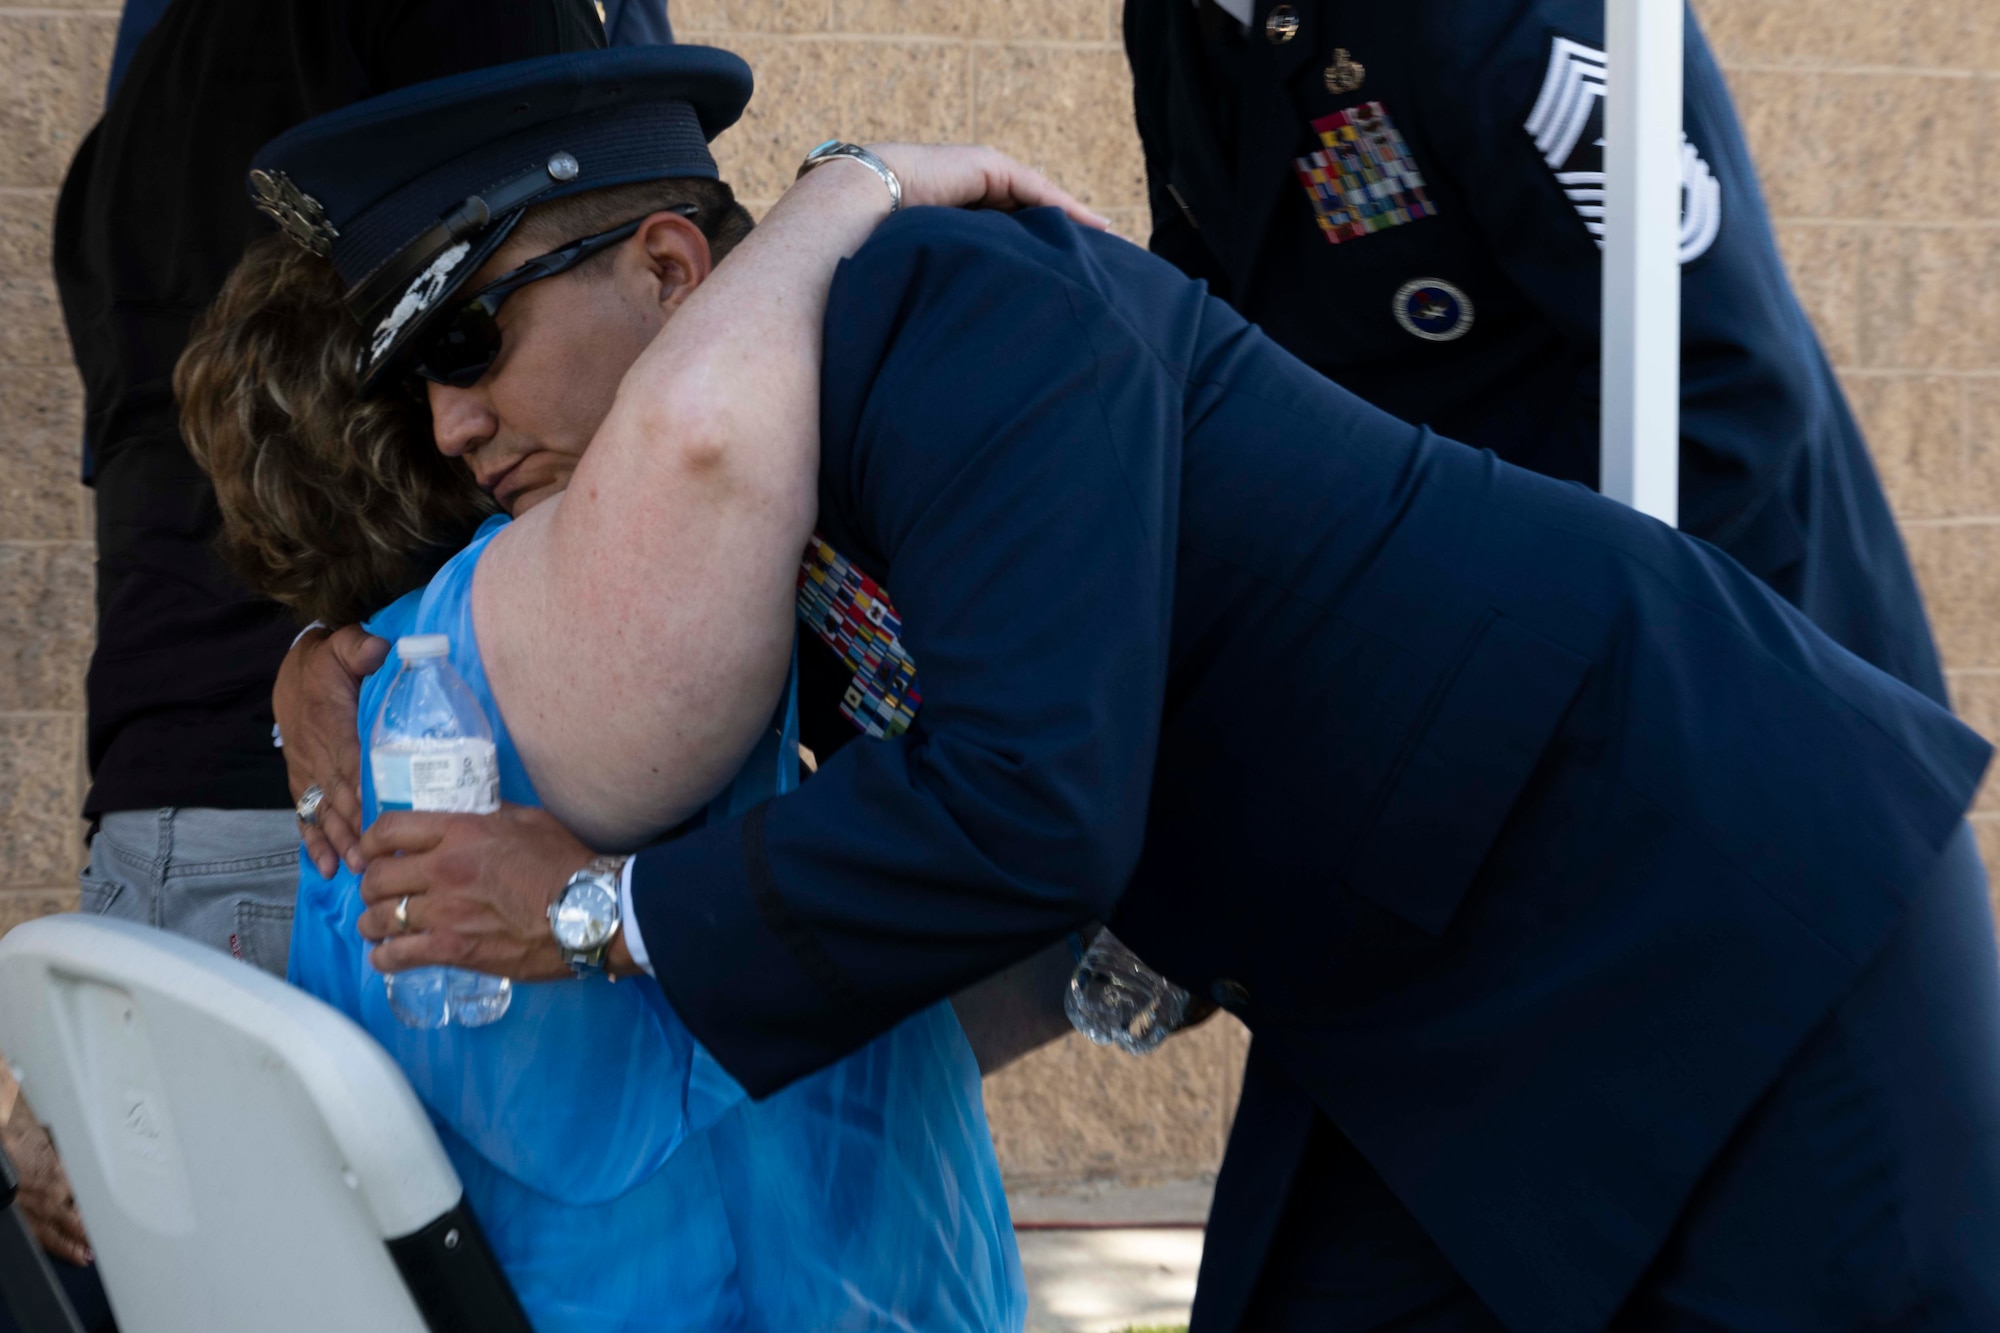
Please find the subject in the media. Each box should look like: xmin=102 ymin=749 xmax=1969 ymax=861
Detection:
xmin=230 ymin=49 xmax=2000 ymax=1331
xmin=1124 ymin=0 xmax=1945 ymax=706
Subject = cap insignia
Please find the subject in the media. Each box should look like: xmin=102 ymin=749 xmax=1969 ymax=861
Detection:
xmin=368 ymin=241 xmax=473 ymax=368
xmin=249 ymin=169 xmax=339 ymax=256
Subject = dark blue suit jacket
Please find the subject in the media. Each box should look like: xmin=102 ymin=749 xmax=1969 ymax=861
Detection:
xmin=631 ymin=209 xmax=1988 ymax=1332
xmin=1125 ymin=0 xmax=1947 ymax=705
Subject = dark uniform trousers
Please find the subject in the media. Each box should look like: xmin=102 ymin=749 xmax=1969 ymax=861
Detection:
xmin=1123 ymin=0 xmax=1947 ymax=707
xmin=627 ymin=210 xmax=2000 ymax=1333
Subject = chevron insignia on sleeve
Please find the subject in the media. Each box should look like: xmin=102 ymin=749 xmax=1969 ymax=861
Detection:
xmin=797 ymin=534 xmax=922 ymax=740
xmin=1523 ymin=35 xmax=1721 ymax=264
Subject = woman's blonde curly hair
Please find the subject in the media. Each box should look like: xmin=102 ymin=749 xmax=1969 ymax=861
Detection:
xmin=176 ymin=234 xmax=493 ymax=626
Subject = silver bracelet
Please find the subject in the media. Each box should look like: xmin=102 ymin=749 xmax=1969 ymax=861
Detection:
xmin=797 ymin=140 xmax=902 ymax=213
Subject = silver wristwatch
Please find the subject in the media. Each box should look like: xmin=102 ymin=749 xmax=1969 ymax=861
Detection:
xmin=796 ymin=140 xmax=902 ymax=212
xmin=548 ymin=855 xmax=628 ymax=977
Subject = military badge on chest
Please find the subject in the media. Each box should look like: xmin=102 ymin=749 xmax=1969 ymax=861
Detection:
xmin=797 ymin=535 xmax=922 ymax=740
xmin=1524 ymin=35 xmax=1722 ymax=263
xmin=1291 ymin=100 xmax=1437 ymax=246
xmin=1392 ymin=278 xmax=1474 ymax=342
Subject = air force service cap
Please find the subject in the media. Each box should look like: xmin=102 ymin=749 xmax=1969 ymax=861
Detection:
xmin=247 ymin=45 xmax=752 ymax=392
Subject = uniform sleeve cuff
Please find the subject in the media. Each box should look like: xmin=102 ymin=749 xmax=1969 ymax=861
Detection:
xmin=620 ymin=855 xmax=653 ymax=975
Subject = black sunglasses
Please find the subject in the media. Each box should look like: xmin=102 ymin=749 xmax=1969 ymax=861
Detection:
xmin=407 ymin=204 xmax=698 ymax=389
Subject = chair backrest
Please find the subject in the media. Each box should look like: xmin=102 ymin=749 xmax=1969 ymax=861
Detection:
xmin=0 ymin=916 xmax=464 ymax=1333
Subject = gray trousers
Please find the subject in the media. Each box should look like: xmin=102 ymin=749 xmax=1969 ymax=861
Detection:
xmin=78 ymin=809 xmax=299 ymax=978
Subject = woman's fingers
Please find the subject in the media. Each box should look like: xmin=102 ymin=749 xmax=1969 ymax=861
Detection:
xmin=275 ymin=624 xmax=387 ymax=874
xmin=872 ymin=144 xmax=1111 ymax=230
xmin=321 ymin=784 xmax=366 ymax=872
xmin=326 ymin=625 xmax=390 ymax=679
xmin=974 ymin=151 xmax=1108 ymax=227
xmin=302 ymin=824 xmax=338 ymax=880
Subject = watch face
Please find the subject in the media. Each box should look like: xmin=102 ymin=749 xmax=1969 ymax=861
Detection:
xmin=553 ymin=878 xmax=618 ymax=951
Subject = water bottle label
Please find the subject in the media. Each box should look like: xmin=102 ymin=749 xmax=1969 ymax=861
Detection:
xmin=372 ymin=741 xmax=500 ymax=814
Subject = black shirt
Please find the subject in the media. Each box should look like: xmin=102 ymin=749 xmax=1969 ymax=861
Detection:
xmin=54 ymin=0 xmax=603 ymax=815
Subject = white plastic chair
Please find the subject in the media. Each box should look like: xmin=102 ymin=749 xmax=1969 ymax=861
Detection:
xmin=0 ymin=916 xmax=530 ymax=1333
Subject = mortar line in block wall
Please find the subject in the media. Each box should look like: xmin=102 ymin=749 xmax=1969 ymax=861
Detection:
xmin=1773 ymin=218 xmax=2000 ymax=232
xmin=1717 ymin=61 xmax=1987 ymax=80
xmin=675 ymin=29 xmax=1123 ymax=53
xmin=1837 ymin=369 xmax=2000 ymax=380
xmin=1898 ymin=516 xmax=2000 ymax=530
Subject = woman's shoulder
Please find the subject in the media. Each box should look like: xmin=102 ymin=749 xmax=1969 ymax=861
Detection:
xmin=361 ymin=586 xmax=426 ymax=644
xmin=359 ymin=516 xmax=509 ymax=637
xmin=358 ymin=513 xmax=513 ymax=716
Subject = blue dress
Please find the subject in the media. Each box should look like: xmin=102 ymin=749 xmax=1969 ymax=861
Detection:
xmin=288 ymin=516 xmax=1025 ymax=1332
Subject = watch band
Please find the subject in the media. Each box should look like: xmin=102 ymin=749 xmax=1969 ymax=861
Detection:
xmin=796 ymin=140 xmax=902 ymax=213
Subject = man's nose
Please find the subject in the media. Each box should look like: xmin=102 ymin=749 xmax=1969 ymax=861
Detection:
xmin=427 ymin=380 xmax=497 ymax=458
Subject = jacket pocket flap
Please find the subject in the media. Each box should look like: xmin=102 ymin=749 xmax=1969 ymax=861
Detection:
xmin=1346 ymin=613 xmax=1590 ymax=934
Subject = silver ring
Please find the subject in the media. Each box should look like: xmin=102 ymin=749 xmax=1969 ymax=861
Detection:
xmin=395 ymin=896 xmax=411 ymax=934
xmin=295 ymin=784 xmax=325 ymax=828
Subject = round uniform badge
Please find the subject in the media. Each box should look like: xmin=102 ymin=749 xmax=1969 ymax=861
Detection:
xmin=1393 ymin=278 xmax=1474 ymax=342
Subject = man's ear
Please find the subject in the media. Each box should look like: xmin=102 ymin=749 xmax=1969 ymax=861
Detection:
xmin=637 ymin=209 xmax=714 ymax=313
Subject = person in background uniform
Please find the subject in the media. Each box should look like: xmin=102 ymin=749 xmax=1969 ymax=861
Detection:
xmin=0 ymin=4 xmax=602 ymax=1328
xmin=597 ymin=0 xmax=673 ymax=46
xmin=1124 ymin=0 xmax=1946 ymax=706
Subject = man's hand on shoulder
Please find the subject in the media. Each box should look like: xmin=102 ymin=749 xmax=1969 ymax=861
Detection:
xmin=275 ymin=625 xmax=388 ymax=878
xmin=355 ymin=805 xmax=636 ymax=981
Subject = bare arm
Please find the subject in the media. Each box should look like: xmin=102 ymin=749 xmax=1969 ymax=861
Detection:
xmin=474 ymin=147 xmax=1104 ymax=848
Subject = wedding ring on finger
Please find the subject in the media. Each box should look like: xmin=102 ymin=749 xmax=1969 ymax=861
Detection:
xmin=395 ymin=896 xmax=412 ymax=934
xmin=296 ymin=784 xmax=326 ymax=828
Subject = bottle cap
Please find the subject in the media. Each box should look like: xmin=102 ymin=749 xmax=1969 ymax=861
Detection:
xmin=396 ymin=634 xmax=450 ymax=660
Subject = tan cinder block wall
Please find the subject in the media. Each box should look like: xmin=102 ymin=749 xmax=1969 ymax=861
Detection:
xmin=1686 ymin=0 xmax=2000 ymax=884
xmin=0 ymin=0 xmax=113 ymax=939
xmin=1 ymin=0 xmax=1994 ymax=1188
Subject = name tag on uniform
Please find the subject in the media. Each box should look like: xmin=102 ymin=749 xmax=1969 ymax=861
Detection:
xmin=797 ymin=535 xmax=922 ymax=740
xmin=1291 ymin=101 xmax=1438 ymax=246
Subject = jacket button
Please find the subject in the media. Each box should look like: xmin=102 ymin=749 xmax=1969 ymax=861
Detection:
xmin=1264 ymin=5 xmax=1300 ymax=44
xmin=1211 ymin=978 xmax=1252 ymax=1010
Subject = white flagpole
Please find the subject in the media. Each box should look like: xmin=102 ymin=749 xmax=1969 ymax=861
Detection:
xmin=1601 ymin=0 xmax=1682 ymax=526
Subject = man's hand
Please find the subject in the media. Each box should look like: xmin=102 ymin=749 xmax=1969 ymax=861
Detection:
xmin=2 ymin=1108 xmax=90 ymax=1267
xmin=356 ymin=805 xmax=634 ymax=981
xmin=275 ymin=625 xmax=388 ymax=877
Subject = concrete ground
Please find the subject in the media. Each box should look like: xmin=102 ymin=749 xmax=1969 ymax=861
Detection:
xmin=1010 ymin=1180 xmax=1210 ymax=1333
xmin=1017 ymin=1228 xmax=1202 ymax=1333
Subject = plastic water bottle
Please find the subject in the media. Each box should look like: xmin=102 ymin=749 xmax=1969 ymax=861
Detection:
xmin=1064 ymin=929 xmax=1189 ymax=1056
xmin=370 ymin=634 xmax=511 ymax=1029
